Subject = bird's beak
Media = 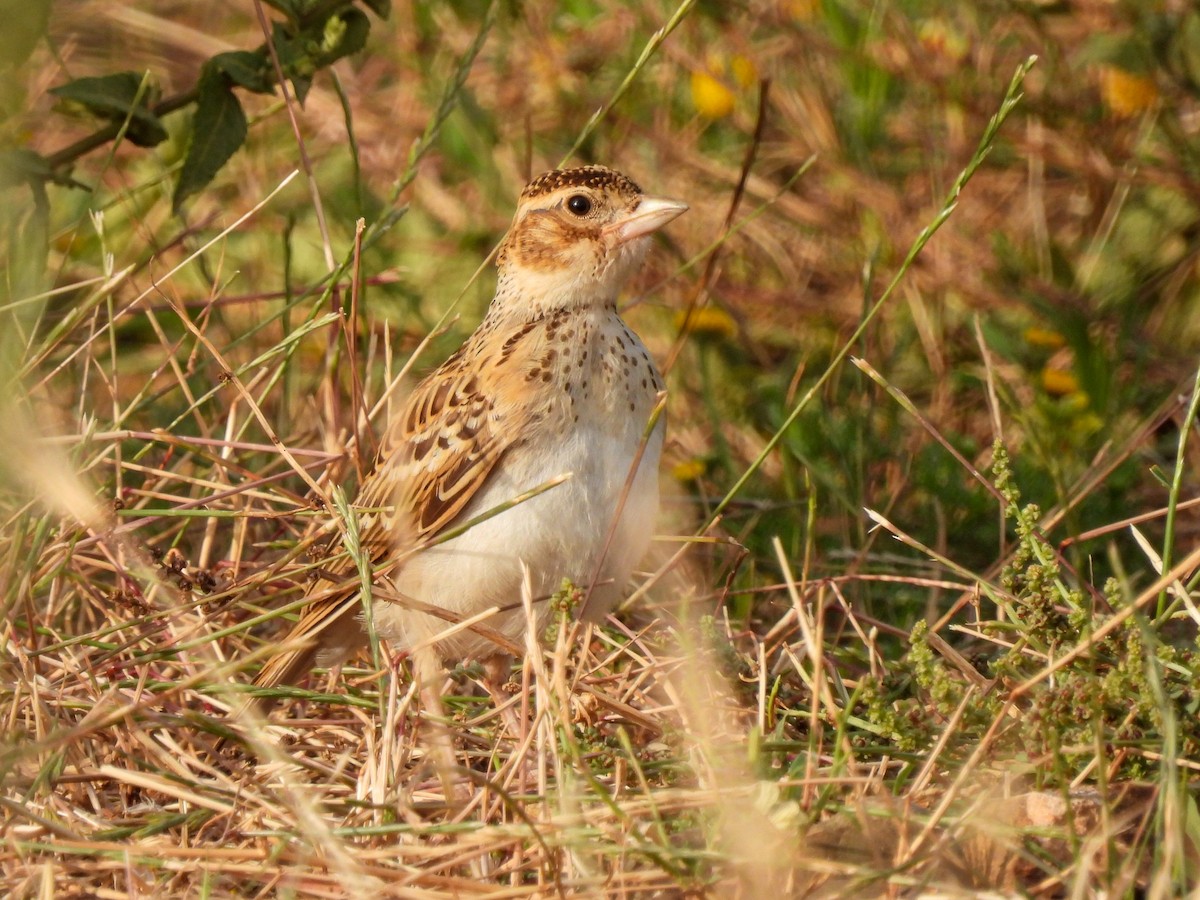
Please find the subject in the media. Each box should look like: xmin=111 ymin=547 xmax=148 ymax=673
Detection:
xmin=607 ymin=196 xmax=689 ymax=245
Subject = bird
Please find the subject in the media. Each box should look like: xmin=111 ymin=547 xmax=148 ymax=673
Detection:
xmin=247 ymin=165 xmax=688 ymax=706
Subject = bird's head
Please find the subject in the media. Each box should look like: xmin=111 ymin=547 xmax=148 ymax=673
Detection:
xmin=495 ymin=165 xmax=687 ymax=314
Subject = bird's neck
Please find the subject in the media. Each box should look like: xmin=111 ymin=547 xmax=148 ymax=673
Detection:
xmin=488 ymin=266 xmax=620 ymax=323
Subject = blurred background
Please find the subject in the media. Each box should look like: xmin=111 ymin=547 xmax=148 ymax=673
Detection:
xmin=7 ymin=0 xmax=1198 ymax=629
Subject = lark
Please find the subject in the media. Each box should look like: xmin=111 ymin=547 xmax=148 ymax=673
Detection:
xmin=250 ymin=166 xmax=686 ymax=699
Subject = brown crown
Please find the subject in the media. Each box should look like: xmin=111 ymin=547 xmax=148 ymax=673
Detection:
xmin=520 ymin=166 xmax=642 ymax=201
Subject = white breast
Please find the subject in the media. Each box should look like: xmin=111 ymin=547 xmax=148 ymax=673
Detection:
xmin=375 ymin=311 xmax=664 ymax=660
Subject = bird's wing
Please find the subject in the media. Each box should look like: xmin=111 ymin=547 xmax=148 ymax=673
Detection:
xmin=252 ymin=320 xmax=549 ymax=691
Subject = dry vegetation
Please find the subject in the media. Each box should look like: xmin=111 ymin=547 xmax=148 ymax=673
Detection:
xmin=3 ymin=0 xmax=1200 ymax=896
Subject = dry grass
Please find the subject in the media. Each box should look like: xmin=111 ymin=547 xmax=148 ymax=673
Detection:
xmin=3 ymin=0 xmax=1200 ymax=896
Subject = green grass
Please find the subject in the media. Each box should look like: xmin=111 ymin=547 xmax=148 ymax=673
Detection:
xmin=2 ymin=0 xmax=1200 ymax=895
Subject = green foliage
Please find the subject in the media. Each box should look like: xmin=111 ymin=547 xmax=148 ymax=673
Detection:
xmin=49 ymin=72 xmax=167 ymax=148
xmin=861 ymin=441 xmax=1200 ymax=783
xmin=173 ymin=68 xmax=249 ymax=212
xmin=11 ymin=0 xmax=389 ymax=215
xmin=819 ymin=0 xmax=900 ymax=162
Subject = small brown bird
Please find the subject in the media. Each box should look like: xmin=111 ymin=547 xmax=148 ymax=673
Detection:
xmin=251 ymin=165 xmax=687 ymax=699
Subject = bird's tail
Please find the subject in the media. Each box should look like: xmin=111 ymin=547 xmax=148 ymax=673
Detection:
xmin=216 ymin=589 xmax=363 ymax=754
xmin=251 ymin=588 xmax=365 ymax=694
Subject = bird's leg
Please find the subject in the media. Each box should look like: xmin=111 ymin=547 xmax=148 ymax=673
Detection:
xmin=478 ymin=653 xmax=527 ymax=739
xmin=481 ymin=653 xmax=514 ymax=692
xmin=321 ymin=661 xmax=343 ymax=696
xmin=410 ymin=645 xmax=471 ymax=810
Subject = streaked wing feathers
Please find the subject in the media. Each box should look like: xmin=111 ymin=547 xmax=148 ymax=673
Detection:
xmin=386 ymin=331 xmax=544 ymax=539
xmin=251 ymin=320 xmax=542 ymax=692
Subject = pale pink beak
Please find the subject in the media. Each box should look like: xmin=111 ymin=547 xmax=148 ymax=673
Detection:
xmin=607 ymin=196 xmax=689 ymax=245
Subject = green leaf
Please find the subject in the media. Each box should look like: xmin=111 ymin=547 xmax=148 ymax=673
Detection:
xmin=292 ymin=75 xmax=315 ymax=105
xmin=172 ymin=69 xmax=248 ymax=213
xmin=125 ymin=116 xmax=168 ymax=148
xmin=49 ymin=72 xmax=167 ymax=147
xmin=270 ymin=9 xmax=370 ymax=105
xmin=50 ymin=72 xmax=149 ymax=117
xmin=316 ymin=9 xmax=371 ymax=66
xmin=270 ymin=21 xmax=314 ymax=102
xmin=209 ymin=50 xmax=275 ymax=94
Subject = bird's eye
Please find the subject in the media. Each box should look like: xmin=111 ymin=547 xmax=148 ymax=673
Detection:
xmin=566 ymin=194 xmax=593 ymax=216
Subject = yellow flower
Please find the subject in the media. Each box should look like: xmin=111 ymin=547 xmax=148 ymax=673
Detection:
xmin=1023 ymin=326 xmax=1066 ymax=349
xmin=729 ymin=55 xmax=758 ymax=89
xmin=1099 ymin=66 xmax=1158 ymax=117
xmin=1063 ymin=392 xmax=1091 ymax=414
xmin=690 ymin=70 xmax=736 ymax=119
xmin=784 ymin=0 xmax=819 ymax=21
xmin=1040 ymin=367 xmax=1080 ymax=397
xmin=672 ymin=458 xmax=707 ymax=482
xmin=674 ymin=306 xmax=738 ymax=340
